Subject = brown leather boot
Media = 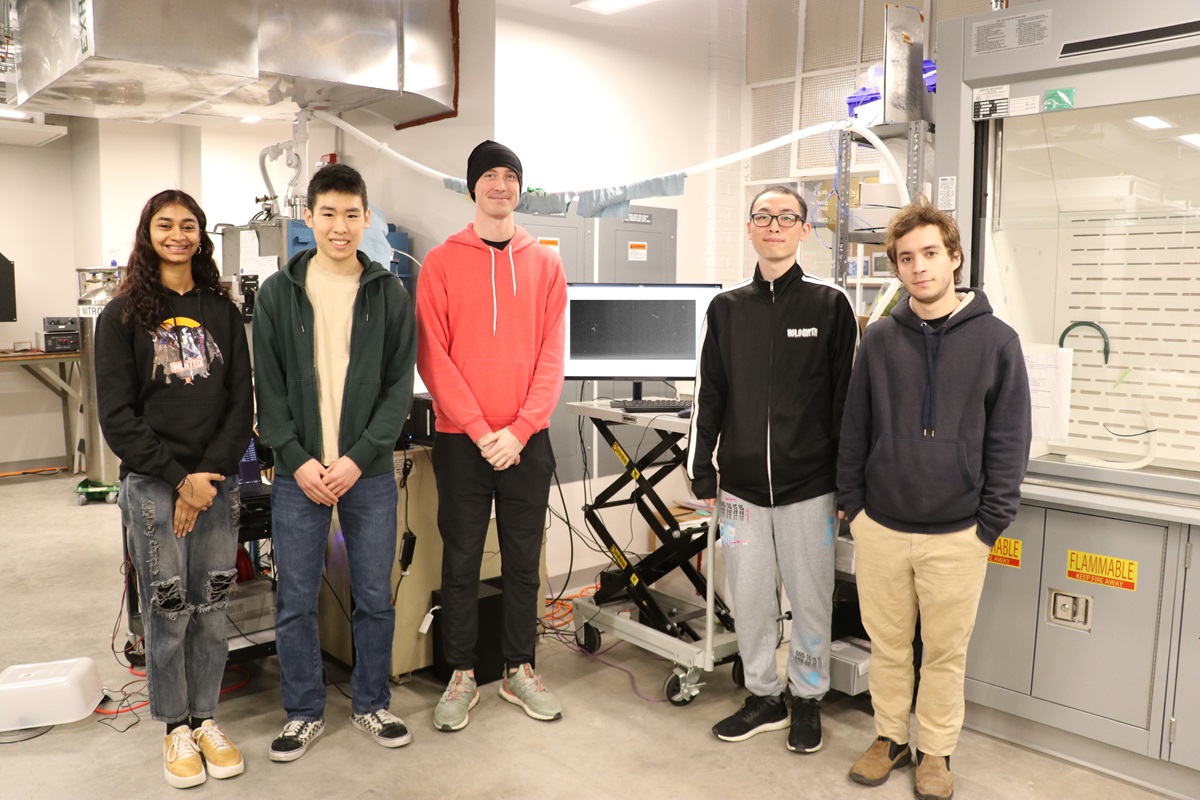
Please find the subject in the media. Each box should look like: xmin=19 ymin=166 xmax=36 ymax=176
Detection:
xmin=915 ymin=752 xmax=955 ymax=800
xmin=848 ymin=736 xmax=913 ymax=786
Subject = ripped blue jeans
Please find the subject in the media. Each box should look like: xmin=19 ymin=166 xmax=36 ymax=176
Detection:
xmin=120 ymin=473 xmax=239 ymax=723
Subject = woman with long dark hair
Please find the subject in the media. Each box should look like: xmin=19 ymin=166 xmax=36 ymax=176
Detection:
xmin=95 ymin=189 xmax=253 ymax=789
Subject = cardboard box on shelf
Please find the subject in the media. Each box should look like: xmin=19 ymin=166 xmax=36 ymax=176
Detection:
xmin=830 ymin=637 xmax=871 ymax=696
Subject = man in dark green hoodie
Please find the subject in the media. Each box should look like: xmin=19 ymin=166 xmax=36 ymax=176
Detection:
xmin=253 ymin=163 xmax=416 ymax=762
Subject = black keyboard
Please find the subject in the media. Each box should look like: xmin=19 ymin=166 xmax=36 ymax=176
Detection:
xmin=609 ymin=398 xmax=693 ymax=413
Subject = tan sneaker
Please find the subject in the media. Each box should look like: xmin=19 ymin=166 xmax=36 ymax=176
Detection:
xmin=848 ymin=736 xmax=913 ymax=786
xmin=163 ymin=725 xmax=206 ymax=789
xmin=915 ymin=753 xmax=954 ymax=800
xmin=192 ymin=720 xmax=245 ymax=779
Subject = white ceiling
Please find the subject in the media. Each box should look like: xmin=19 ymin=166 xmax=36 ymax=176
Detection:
xmin=496 ymin=0 xmax=717 ymax=35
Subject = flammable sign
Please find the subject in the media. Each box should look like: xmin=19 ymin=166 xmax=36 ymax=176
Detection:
xmin=988 ymin=536 xmax=1022 ymax=568
xmin=1066 ymin=548 xmax=1137 ymax=592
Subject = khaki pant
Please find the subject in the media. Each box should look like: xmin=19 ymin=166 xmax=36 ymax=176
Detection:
xmin=851 ymin=511 xmax=990 ymax=756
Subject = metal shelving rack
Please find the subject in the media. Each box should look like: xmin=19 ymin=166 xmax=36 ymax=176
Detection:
xmin=832 ymin=119 xmax=933 ymax=302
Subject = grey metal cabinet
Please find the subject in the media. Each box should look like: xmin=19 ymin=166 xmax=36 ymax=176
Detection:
xmin=516 ymin=211 xmax=594 ymax=483
xmin=1032 ymin=510 xmax=1167 ymax=728
xmin=1171 ymin=525 xmax=1200 ymax=771
xmin=965 ymin=505 xmax=1045 ymax=695
xmin=516 ymin=207 xmax=678 ymax=482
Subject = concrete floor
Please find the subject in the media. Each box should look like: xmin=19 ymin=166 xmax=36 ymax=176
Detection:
xmin=0 ymin=473 xmax=1173 ymax=799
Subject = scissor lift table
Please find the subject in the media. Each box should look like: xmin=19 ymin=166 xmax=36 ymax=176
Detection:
xmin=567 ymin=401 xmax=741 ymax=704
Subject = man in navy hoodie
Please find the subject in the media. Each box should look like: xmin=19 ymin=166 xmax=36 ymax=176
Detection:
xmin=837 ymin=197 xmax=1031 ymax=800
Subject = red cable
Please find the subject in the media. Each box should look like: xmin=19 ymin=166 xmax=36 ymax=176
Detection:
xmin=96 ymin=665 xmax=251 ymax=715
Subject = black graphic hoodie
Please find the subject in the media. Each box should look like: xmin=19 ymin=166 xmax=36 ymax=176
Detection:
xmin=95 ymin=288 xmax=253 ymax=487
xmin=836 ymin=289 xmax=1031 ymax=547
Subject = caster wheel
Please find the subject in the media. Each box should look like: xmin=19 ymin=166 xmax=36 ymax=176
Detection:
xmin=731 ymin=655 xmax=745 ymax=688
xmin=123 ymin=640 xmax=146 ymax=669
xmin=576 ymin=623 xmax=601 ymax=654
xmin=105 ymin=492 xmax=118 ymax=504
xmin=665 ymin=672 xmax=695 ymax=706
xmin=75 ymin=493 xmax=88 ymax=506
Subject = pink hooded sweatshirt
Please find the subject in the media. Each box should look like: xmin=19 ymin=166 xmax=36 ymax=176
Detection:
xmin=416 ymin=223 xmax=567 ymax=445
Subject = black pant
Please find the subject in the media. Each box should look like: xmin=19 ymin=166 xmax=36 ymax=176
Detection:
xmin=432 ymin=429 xmax=555 ymax=669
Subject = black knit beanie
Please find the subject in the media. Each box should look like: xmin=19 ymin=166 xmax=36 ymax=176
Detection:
xmin=466 ymin=140 xmax=523 ymax=200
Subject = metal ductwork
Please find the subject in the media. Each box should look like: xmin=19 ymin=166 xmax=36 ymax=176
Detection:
xmin=8 ymin=0 xmax=456 ymax=126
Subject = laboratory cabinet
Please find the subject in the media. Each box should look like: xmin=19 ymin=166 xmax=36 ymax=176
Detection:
xmin=967 ymin=500 xmax=1180 ymax=754
xmin=963 ymin=472 xmax=1200 ymax=798
xmin=1169 ymin=525 xmax=1200 ymax=773
xmin=1031 ymin=510 xmax=1167 ymax=729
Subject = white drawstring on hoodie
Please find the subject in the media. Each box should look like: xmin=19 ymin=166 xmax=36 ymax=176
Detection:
xmin=489 ymin=246 xmax=517 ymax=335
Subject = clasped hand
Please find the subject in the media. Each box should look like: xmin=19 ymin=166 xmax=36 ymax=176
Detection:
xmin=173 ymin=472 xmax=224 ymax=538
xmin=294 ymin=456 xmax=363 ymax=506
xmin=477 ymin=428 xmax=523 ymax=471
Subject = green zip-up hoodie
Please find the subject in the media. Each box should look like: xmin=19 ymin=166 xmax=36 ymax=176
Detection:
xmin=253 ymin=248 xmax=416 ymax=478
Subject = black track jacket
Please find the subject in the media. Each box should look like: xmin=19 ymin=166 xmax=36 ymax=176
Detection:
xmin=687 ymin=263 xmax=859 ymax=507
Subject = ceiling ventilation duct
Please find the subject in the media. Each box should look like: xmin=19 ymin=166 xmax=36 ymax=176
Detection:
xmin=10 ymin=0 xmax=456 ymax=126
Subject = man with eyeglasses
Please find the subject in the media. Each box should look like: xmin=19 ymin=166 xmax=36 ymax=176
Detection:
xmin=688 ymin=185 xmax=859 ymax=754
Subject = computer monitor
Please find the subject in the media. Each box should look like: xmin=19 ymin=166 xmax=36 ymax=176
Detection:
xmin=564 ymin=283 xmax=721 ymax=398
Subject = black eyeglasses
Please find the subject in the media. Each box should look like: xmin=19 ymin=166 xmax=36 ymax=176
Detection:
xmin=749 ymin=212 xmax=805 ymax=228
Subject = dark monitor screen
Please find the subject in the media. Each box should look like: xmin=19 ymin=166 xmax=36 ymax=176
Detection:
xmin=237 ymin=439 xmax=261 ymax=486
xmin=563 ymin=283 xmax=720 ymax=381
xmin=0 ymin=251 xmax=15 ymax=323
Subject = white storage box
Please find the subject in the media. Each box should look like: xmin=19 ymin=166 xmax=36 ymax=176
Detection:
xmin=830 ymin=638 xmax=871 ymax=696
xmin=0 ymin=657 xmax=104 ymax=732
xmin=835 ymin=534 xmax=856 ymax=575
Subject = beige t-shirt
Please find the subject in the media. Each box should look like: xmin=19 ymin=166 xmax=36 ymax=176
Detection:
xmin=305 ymin=258 xmax=361 ymax=465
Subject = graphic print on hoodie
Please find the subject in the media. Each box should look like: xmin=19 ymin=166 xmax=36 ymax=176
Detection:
xmin=151 ymin=315 xmax=222 ymax=384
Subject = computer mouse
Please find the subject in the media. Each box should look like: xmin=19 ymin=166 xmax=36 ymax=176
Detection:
xmin=676 ymin=407 xmax=692 ymax=419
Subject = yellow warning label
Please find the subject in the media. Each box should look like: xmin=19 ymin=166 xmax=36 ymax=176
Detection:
xmin=988 ymin=536 xmax=1022 ymax=568
xmin=1066 ymin=549 xmax=1137 ymax=592
xmin=610 ymin=442 xmax=640 ymax=480
xmin=608 ymin=545 xmax=638 ymax=584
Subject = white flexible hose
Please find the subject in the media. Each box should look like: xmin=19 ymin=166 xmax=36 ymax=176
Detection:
xmin=311 ymin=109 xmax=452 ymax=183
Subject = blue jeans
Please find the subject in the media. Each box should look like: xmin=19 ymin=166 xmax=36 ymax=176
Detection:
xmin=272 ymin=471 xmax=398 ymax=720
xmin=120 ymin=474 xmax=239 ymax=723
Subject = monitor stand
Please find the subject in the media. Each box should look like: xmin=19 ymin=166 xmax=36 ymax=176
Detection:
xmin=630 ymin=381 xmax=644 ymax=401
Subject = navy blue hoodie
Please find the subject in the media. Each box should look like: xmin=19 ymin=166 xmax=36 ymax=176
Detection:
xmin=836 ymin=289 xmax=1031 ymax=546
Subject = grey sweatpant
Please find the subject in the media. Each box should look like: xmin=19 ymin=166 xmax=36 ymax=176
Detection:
xmin=719 ymin=490 xmax=836 ymax=699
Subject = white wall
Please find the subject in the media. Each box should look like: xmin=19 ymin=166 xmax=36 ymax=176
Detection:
xmin=0 ymin=133 xmax=79 ymax=466
xmin=494 ymin=6 xmax=715 ymax=284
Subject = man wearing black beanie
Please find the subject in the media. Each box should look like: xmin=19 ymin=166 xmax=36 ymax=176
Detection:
xmin=417 ymin=140 xmax=567 ymax=733
xmin=466 ymin=140 xmax=523 ymax=201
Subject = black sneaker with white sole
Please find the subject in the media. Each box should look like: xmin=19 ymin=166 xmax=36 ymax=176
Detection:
xmin=711 ymin=693 xmax=789 ymax=742
xmin=268 ymin=719 xmax=325 ymax=762
xmin=787 ymin=696 xmax=823 ymax=753
xmin=351 ymin=709 xmax=413 ymax=748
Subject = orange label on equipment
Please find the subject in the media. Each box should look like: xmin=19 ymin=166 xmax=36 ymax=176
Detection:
xmin=1066 ymin=549 xmax=1137 ymax=591
xmin=988 ymin=536 xmax=1021 ymax=568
